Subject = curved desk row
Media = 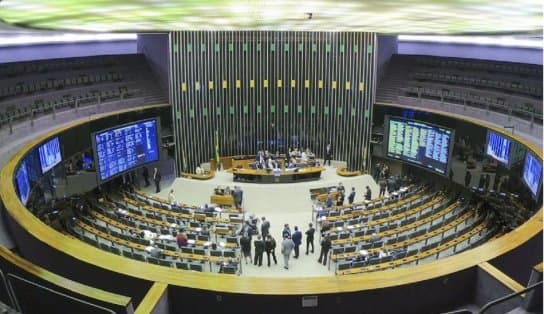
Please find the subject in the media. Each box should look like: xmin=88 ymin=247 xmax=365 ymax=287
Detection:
xmin=0 ymin=103 xmax=541 ymax=314
xmin=232 ymin=167 xmax=325 ymax=183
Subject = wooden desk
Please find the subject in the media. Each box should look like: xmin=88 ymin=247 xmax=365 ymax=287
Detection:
xmin=210 ymin=194 xmax=235 ymax=207
xmin=232 ymin=167 xmax=324 ymax=183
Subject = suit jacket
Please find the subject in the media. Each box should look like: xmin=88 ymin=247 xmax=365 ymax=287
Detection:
xmin=254 ymin=239 xmax=265 ymax=254
xmin=261 ymin=221 xmax=270 ymax=235
xmin=292 ymin=231 xmax=302 ymax=245
xmin=281 ymin=239 xmax=295 ymax=256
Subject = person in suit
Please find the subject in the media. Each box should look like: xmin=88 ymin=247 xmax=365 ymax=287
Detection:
xmin=261 ymin=217 xmax=270 ymax=238
xmin=168 ymin=189 xmax=176 ymax=204
xmin=233 ymin=186 xmax=243 ymax=210
xmin=253 ymin=236 xmax=265 ymax=266
xmin=281 ymin=235 xmax=295 ymax=270
xmin=265 ymin=235 xmax=277 ymax=266
xmin=378 ymin=178 xmax=387 ymax=197
xmin=325 ymin=193 xmax=333 ymax=208
xmin=240 ymin=235 xmax=252 ymax=264
xmin=336 ymin=192 xmax=344 ymax=206
xmin=282 ymin=224 xmax=291 ymax=239
xmin=317 ymin=235 xmax=331 ymax=266
xmin=305 ymin=223 xmax=315 ymax=254
xmin=324 ymin=143 xmax=332 ymax=166
xmin=153 ymin=168 xmax=161 ymax=193
xmin=142 ymin=166 xmax=150 ymax=187
xmin=365 ymin=186 xmax=372 ymax=201
xmin=348 ymin=187 xmax=356 ymax=204
xmin=291 ymin=226 xmax=302 ymax=258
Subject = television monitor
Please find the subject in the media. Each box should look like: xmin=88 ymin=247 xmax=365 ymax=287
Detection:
xmin=485 ymin=131 xmax=511 ymax=166
xmin=522 ymin=152 xmax=542 ymax=198
xmin=92 ymin=118 xmax=160 ymax=183
xmin=15 ymin=161 xmax=30 ymax=205
xmin=38 ymin=137 xmax=62 ymax=174
xmin=385 ymin=116 xmax=454 ymax=175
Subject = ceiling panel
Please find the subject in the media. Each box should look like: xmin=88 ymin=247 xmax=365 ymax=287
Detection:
xmin=0 ymin=0 xmax=541 ymax=34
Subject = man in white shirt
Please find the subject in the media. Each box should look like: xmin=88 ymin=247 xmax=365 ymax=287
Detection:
xmin=140 ymin=230 xmax=157 ymax=241
xmin=168 ymin=189 xmax=176 ymax=204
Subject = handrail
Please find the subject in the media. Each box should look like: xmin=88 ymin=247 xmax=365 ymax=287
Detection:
xmin=479 ymin=281 xmax=543 ymax=314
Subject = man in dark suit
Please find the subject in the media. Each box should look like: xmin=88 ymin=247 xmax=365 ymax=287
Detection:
xmin=324 ymin=143 xmax=332 ymax=166
xmin=292 ymin=226 xmax=302 ymax=258
xmin=142 ymin=166 xmax=150 ymax=187
xmin=317 ymin=235 xmax=331 ymax=266
xmin=305 ymin=223 xmax=315 ymax=254
xmin=348 ymin=187 xmax=356 ymax=204
xmin=265 ymin=235 xmax=277 ymax=266
xmin=253 ymin=236 xmax=265 ymax=266
xmin=233 ymin=186 xmax=243 ymax=210
xmin=365 ymin=186 xmax=372 ymax=201
xmin=153 ymin=167 xmax=161 ymax=193
xmin=261 ymin=217 xmax=270 ymax=238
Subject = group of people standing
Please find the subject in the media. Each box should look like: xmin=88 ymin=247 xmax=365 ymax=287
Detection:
xmin=239 ymin=218 xmax=316 ymax=270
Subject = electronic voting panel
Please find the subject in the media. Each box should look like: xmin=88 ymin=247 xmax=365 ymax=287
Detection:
xmin=94 ymin=118 xmax=159 ymax=182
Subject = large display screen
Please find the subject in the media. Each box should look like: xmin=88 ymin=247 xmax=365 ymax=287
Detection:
xmin=38 ymin=137 xmax=62 ymax=174
xmin=485 ymin=131 xmax=511 ymax=166
xmin=93 ymin=118 xmax=160 ymax=182
xmin=386 ymin=116 xmax=454 ymax=175
xmin=15 ymin=161 xmax=30 ymax=205
xmin=522 ymin=152 xmax=542 ymax=197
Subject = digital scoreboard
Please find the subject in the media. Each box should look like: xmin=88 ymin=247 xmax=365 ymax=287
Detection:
xmin=38 ymin=137 xmax=62 ymax=174
xmin=93 ymin=118 xmax=160 ymax=182
xmin=485 ymin=131 xmax=511 ymax=166
xmin=522 ymin=152 xmax=542 ymax=198
xmin=15 ymin=161 xmax=30 ymax=205
xmin=386 ymin=116 xmax=454 ymax=175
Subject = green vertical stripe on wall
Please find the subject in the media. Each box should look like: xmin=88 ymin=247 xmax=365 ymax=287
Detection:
xmin=229 ymin=106 xmax=234 ymax=114
xmin=189 ymin=109 xmax=194 ymax=118
xmin=270 ymin=105 xmax=276 ymax=113
xmin=325 ymin=44 xmax=331 ymax=53
xmin=311 ymin=106 xmax=316 ymax=114
xmin=257 ymin=105 xmax=262 ymax=113
xmin=284 ymin=43 xmax=289 ymax=52
xmin=340 ymin=44 xmax=345 ymax=53
xmin=256 ymin=42 xmax=261 ymax=51
xmin=338 ymin=107 xmax=343 ymax=116
xmin=243 ymin=105 xmax=248 ymax=114
xmin=324 ymin=106 xmax=329 ymax=115
xmin=243 ymin=43 xmax=248 ymax=51
xmin=175 ymin=110 xmax=181 ymax=119
xmin=270 ymin=43 xmax=275 ymax=52
xmin=216 ymin=106 xmax=221 ymax=116
xmin=284 ymin=105 xmax=289 ymax=113
xmin=298 ymin=43 xmax=303 ymax=52
xmin=173 ymin=43 xmax=179 ymax=53
xmin=351 ymin=107 xmax=356 ymax=116
xmin=201 ymin=43 xmax=206 ymax=52
xmin=215 ymin=43 xmax=220 ymax=52
xmin=203 ymin=107 xmax=208 ymax=116
xmin=187 ymin=43 xmax=192 ymax=52
xmin=297 ymin=105 xmax=302 ymax=113
xmin=364 ymin=109 xmax=370 ymax=118
xmin=312 ymin=43 xmax=317 ymax=52
xmin=367 ymin=44 xmax=373 ymax=53
xmin=228 ymin=43 xmax=234 ymax=52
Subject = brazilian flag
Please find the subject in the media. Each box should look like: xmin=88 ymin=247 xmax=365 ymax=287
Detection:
xmin=214 ymin=130 xmax=220 ymax=170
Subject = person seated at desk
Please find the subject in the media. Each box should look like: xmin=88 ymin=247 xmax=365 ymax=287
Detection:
xmin=176 ymin=230 xmax=188 ymax=248
xmin=145 ymin=244 xmax=164 ymax=259
xmin=378 ymin=248 xmax=390 ymax=259
xmin=286 ymin=160 xmax=297 ymax=170
xmin=195 ymin=166 xmax=204 ymax=175
xmin=301 ymin=150 xmax=308 ymax=164
xmin=140 ymin=229 xmax=157 ymax=241
xmin=168 ymin=189 xmax=176 ymax=204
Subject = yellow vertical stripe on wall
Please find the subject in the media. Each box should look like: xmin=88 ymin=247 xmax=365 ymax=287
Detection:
xmin=250 ymin=80 xmax=255 ymax=88
xmin=236 ymin=80 xmax=241 ymax=88
xmin=318 ymin=80 xmax=323 ymax=89
xmin=278 ymin=79 xmax=282 ymax=87
xmin=209 ymin=81 xmax=214 ymax=90
xmin=195 ymin=81 xmax=200 ymax=90
xmin=263 ymin=80 xmax=268 ymax=88
xmin=291 ymin=80 xmax=296 ymax=88
xmin=181 ymin=83 xmax=187 ymax=92
xmin=222 ymin=80 xmax=228 ymax=89
xmin=305 ymin=80 xmax=310 ymax=88
xmin=332 ymin=81 xmax=337 ymax=89
xmin=359 ymin=82 xmax=365 ymax=91
xmin=346 ymin=81 xmax=351 ymax=90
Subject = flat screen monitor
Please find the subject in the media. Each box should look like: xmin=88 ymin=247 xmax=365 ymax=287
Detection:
xmin=522 ymin=152 xmax=542 ymax=198
xmin=385 ymin=116 xmax=454 ymax=175
xmin=15 ymin=161 xmax=30 ymax=205
xmin=485 ymin=131 xmax=511 ymax=166
xmin=93 ymin=118 xmax=160 ymax=182
xmin=38 ymin=137 xmax=62 ymax=174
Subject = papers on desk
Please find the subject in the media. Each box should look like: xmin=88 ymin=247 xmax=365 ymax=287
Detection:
xmin=284 ymin=167 xmax=297 ymax=171
xmin=117 ymin=209 xmax=128 ymax=215
xmin=145 ymin=246 xmax=154 ymax=253
xmin=203 ymin=241 xmax=212 ymax=247
xmin=187 ymin=239 xmax=196 ymax=245
xmin=359 ymin=249 xmax=369 ymax=256
xmin=400 ymin=187 xmax=408 ymax=193
xmin=214 ymin=207 xmax=223 ymax=212
xmin=170 ymin=223 xmax=178 ymax=228
xmin=347 ymin=225 xmax=355 ymax=229
xmin=364 ymin=200 xmax=371 ymax=204
xmin=318 ymin=216 xmax=327 ymax=221
xmin=219 ymin=242 xmax=226 ymax=247
xmin=158 ymin=234 xmax=175 ymax=241
xmin=195 ymin=227 xmax=202 ymax=232
xmin=392 ymin=192 xmax=399 ymax=196
xmin=336 ymin=226 xmax=343 ymax=231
